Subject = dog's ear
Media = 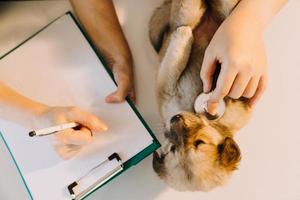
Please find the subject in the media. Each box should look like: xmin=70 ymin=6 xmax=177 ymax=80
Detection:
xmin=218 ymin=137 xmax=241 ymax=170
xmin=216 ymin=98 xmax=252 ymax=133
xmin=149 ymin=0 xmax=171 ymax=52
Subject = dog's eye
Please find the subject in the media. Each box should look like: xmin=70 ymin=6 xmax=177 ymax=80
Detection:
xmin=194 ymin=140 xmax=205 ymax=147
xmin=170 ymin=145 xmax=176 ymax=153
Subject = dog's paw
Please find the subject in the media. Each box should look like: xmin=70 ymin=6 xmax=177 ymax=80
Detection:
xmin=175 ymin=26 xmax=193 ymax=38
xmin=167 ymin=26 xmax=194 ymax=52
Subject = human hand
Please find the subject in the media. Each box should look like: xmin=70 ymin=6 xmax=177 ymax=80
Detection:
xmin=70 ymin=0 xmax=135 ymax=103
xmin=38 ymin=106 xmax=107 ymax=159
xmin=105 ymin=57 xmax=135 ymax=103
xmin=200 ymin=17 xmax=268 ymax=115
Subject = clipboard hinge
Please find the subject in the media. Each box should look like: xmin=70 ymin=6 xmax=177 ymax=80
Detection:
xmin=108 ymin=152 xmax=121 ymax=162
xmin=67 ymin=152 xmax=123 ymax=200
xmin=67 ymin=182 xmax=78 ymax=200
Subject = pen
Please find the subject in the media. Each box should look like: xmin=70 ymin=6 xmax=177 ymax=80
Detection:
xmin=28 ymin=122 xmax=80 ymax=137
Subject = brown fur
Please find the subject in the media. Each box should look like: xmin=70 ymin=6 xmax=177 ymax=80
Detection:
xmin=149 ymin=0 xmax=252 ymax=191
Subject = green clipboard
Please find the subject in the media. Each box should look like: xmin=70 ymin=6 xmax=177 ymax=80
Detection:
xmin=0 ymin=12 xmax=160 ymax=200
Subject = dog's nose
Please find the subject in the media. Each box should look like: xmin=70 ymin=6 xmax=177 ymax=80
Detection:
xmin=170 ymin=114 xmax=183 ymax=124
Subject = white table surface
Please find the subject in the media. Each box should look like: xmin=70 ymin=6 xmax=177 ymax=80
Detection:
xmin=0 ymin=1 xmax=299 ymax=200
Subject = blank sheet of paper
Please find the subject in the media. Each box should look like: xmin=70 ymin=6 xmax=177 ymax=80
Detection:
xmin=0 ymin=14 xmax=153 ymax=200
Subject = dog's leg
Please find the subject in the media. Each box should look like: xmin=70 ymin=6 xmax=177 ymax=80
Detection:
xmin=157 ymin=0 xmax=206 ymax=95
xmin=156 ymin=26 xmax=193 ymax=122
xmin=156 ymin=0 xmax=206 ymax=122
xmin=149 ymin=0 xmax=172 ymax=52
xmin=150 ymin=29 xmax=195 ymax=124
xmin=156 ymin=26 xmax=193 ymax=97
xmin=170 ymin=0 xmax=206 ymax=30
xmin=157 ymin=24 xmax=205 ymax=125
xmin=149 ymin=0 xmax=206 ymax=52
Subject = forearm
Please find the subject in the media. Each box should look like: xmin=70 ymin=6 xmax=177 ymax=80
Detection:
xmin=70 ymin=0 xmax=132 ymax=66
xmin=228 ymin=0 xmax=288 ymax=32
xmin=0 ymin=81 xmax=47 ymax=116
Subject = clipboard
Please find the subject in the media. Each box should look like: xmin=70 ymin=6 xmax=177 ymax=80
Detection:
xmin=0 ymin=12 xmax=160 ymax=200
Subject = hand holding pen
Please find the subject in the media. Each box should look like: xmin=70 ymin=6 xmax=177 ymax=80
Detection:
xmin=31 ymin=106 xmax=108 ymax=159
xmin=0 ymin=82 xmax=108 ymax=159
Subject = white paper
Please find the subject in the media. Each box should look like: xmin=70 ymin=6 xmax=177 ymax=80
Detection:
xmin=0 ymin=14 xmax=153 ymax=200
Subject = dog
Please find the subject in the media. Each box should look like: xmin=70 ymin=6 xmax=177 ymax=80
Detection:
xmin=149 ymin=0 xmax=252 ymax=191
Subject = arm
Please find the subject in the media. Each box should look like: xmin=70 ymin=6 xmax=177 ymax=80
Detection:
xmin=0 ymin=81 xmax=48 ymax=116
xmin=0 ymin=81 xmax=107 ymax=159
xmin=229 ymin=0 xmax=287 ymax=32
xmin=200 ymin=0 xmax=287 ymax=115
xmin=70 ymin=0 xmax=135 ymax=103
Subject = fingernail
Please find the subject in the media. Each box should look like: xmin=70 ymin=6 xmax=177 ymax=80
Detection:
xmin=203 ymin=82 xmax=208 ymax=93
xmin=207 ymin=102 xmax=218 ymax=115
xmin=204 ymin=85 xmax=211 ymax=94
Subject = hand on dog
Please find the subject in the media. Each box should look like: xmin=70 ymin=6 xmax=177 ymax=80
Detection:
xmin=38 ymin=106 xmax=107 ymax=159
xmin=200 ymin=15 xmax=268 ymax=115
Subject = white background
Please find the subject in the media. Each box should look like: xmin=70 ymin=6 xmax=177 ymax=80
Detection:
xmin=0 ymin=1 xmax=299 ymax=200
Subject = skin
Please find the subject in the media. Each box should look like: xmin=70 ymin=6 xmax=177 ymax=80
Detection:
xmin=0 ymin=82 xmax=107 ymax=159
xmin=150 ymin=0 xmax=251 ymax=190
xmin=70 ymin=0 xmax=135 ymax=103
xmin=0 ymin=0 xmax=287 ymax=158
xmin=0 ymin=0 xmax=133 ymax=158
xmin=201 ymin=0 xmax=288 ymax=115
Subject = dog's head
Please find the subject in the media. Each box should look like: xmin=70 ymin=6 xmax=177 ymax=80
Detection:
xmin=153 ymin=98 xmax=251 ymax=191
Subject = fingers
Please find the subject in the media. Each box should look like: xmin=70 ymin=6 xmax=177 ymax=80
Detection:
xmin=228 ymin=73 xmax=251 ymax=99
xmin=208 ymin=63 xmax=237 ymax=115
xmin=55 ymin=127 xmax=93 ymax=146
xmin=248 ymin=76 xmax=267 ymax=107
xmin=54 ymin=143 xmax=81 ymax=160
xmin=105 ymin=60 xmax=135 ymax=103
xmin=203 ymin=54 xmax=267 ymax=114
xmin=48 ymin=106 xmax=109 ymax=159
xmin=105 ymin=74 xmax=135 ymax=103
xmin=105 ymin=87 xmax=127 ymax=103
xmin=243 ymin=77 xmax=260 ymax=98
xmin=66 ymin=107 xmax=108 ymax=132
xmin=200 ymin=50 xmax=217 ymax=93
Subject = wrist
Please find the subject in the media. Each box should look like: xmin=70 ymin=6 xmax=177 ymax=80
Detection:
xmin=222 ymin=11 xmax=264 ymax=40
xmin=100 ymin=48 xmax=133 ymax=68
xmin=226 ymin=1 xmax=266 ymax=33
xmin=30 ymin=102 xmax=50 ymax=117
xmin=227 ymin=0 xmax=287 ymax=33
xmin=114 ymin=53 xmax=133 ymax=67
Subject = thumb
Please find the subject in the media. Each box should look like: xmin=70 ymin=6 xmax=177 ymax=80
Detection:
xmin=200 ymin=50 xmax=217 ymax=93
xmin=105 ymin=88 xmax=126 ymax=103
xmin=105 ymin=75 xmax=132 ymax=103
xmin=206 ymin=101 xmax=219 ymax=116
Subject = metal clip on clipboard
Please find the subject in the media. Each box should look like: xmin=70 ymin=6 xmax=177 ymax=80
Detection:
xmin=67 ymin=153 xmax=123 ymax=200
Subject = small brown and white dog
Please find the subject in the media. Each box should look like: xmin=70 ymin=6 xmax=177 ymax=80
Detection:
xmin=149 ymin=0 xmax=252 ymax=191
